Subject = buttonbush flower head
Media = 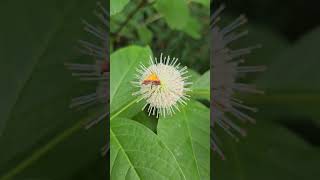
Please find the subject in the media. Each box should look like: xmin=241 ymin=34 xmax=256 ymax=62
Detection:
xmin=211 ymin=5 xmax=265 ymax=159
xmin=133 ymin=53 xmax=192 ymax=117
xmin=65 ymin=2 xmax=109 ymax=155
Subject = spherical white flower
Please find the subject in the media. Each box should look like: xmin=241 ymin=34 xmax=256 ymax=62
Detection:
xmin=65 ymin=2 xmax=109 ymax=155
xmin=133 ymin=53 xmax=192 ymax=117
xmin=211 ymin=5 xmax=265 ymax=159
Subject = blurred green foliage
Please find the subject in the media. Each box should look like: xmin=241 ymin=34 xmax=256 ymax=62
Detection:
xmin=111 ymin=0 xmax=210 ymax=73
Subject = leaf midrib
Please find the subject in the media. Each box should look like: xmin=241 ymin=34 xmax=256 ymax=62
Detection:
xmin=182 ymin=109 xmax=202 ymax=179
xmin=0 ymin=0 xmax=92 ymax=177
xmin=1 ymin=8 xmax=70 ymax=135
xmin=158 ymin=138 xmax=187 ymax=180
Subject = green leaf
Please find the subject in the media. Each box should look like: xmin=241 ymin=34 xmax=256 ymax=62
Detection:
xmin=213 ymin=119 xmax=320 ymax=180
xmin=132 ymin=112 xmax=158 ymax=132
xmin=110 ymin=0 xmax=130 ymax=16
xmin=158 ymin=100 xmax=210 ymax=180
xmin=137 ymin=25 xmax=153 ymax=44
xmin=182 ymin=16 xmax=202 ymax=39
xmin=0 ymin=0 xmax=107 ymax=178
xmin=254 ymin=27 xmax=320 ymax=120
xmin=154 ymin=0 xmax=189 ymax=30
xmin=187 ymin=69 xmax=201 ymax=83
xmin=191 ymin=70 xmax=210 ymax=100
xmin=110 ymin=45 xmax=152 ymax=119
xmin=9 ymin=116 xmax=107 ymax=180
xmin=0 ymin=0 xmax=83 ymax=135
xmin=110 ymin=118 xmax=184 ymax=180
xmin=257 ymin=27 xmax=320 ymax=92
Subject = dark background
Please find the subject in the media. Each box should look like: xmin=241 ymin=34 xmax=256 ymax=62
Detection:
xmin=0 ymin=0 xmax=108 ymax=179
xmin=212 ymin=0 xmax=320 ymax=179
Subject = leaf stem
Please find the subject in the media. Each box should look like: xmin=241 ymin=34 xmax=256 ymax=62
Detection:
xmin=144 ymin=14 xmax=163 ymax=25
xmin=0 ymin=119 xmax=86 ymax=180
xmin=110 ymin=97 xmax=141 ymax=121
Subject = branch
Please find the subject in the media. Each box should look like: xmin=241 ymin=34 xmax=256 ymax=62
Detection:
xmin=114 ymin=0 xmax=148 ymax=37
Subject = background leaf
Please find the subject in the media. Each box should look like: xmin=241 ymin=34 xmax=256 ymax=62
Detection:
xmin=182 ymin=16 xmax=202 ymax=40
xmin=154 ymin=0 xmax=189 ymax=30
xmin=110 ymin=0 xmax=130 ymax=16
xmin=137 ymin=25 xmax=153 ymax=45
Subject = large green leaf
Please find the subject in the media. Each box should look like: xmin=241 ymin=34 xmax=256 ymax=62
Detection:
xmin=110 ymin=118 xmax=184 ymax=180
xmin=9 ymin=117 xmax=107 ymax=180
xmin=0 ymin=0 xmax=107 ymax=179
xmin=158 ymin=100 xmax=210 ymax=180
xmin=154 ymin=0 xmax=189 ymax=30
xmin=0 ymin=0 xmax=84 ymax=135
xmin=110 ymin=45 xmax=152 ymax=119
xmin=110 ymin=0 xmax=130 ymax=16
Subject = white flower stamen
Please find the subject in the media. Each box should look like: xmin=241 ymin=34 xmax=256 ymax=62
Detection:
xmin=133 ymin=53 xmax=191 ymax=117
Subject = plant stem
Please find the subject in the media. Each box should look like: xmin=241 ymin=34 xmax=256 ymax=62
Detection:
xmin=144 ymin=14 xmax=163 ymax=25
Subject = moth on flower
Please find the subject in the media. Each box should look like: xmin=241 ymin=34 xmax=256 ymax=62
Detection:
xmin=132 ymin=53 xmax=192 ymax=118
xmin=211 ymin=4 xmax=265 ymax=159
xmin=65 ymin=2 xmax=109 ymax=155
